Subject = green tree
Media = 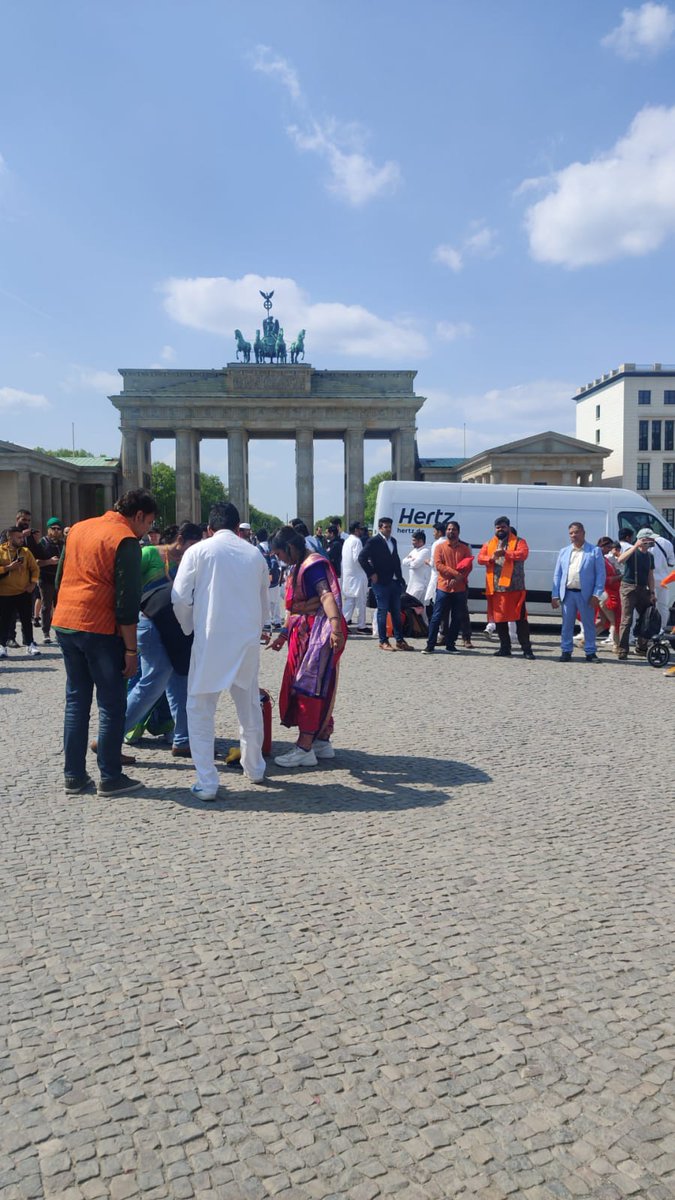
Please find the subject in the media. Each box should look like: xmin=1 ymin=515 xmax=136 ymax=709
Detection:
xmin=34 ymin=446 xmax=98 ymax=458
xmin=199 ymin=473 xmax=228 ymax=522
xmin=151 ymin=462 xmax=177 ymax=527
xmin=364 ymin=470 xmax=392 ymax=526
xmin=249 ymin=504 xmax=285 ymax=533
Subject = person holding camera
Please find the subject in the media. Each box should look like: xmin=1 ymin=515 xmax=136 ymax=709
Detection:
xmin=478 ymin=516 xmax=535 ymax=660
xmin=616 ymin=529 xmax=657 ymax=660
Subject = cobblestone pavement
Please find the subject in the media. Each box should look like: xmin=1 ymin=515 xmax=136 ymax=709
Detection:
xmin=1 ymin=625 xmax=673 ymax=1200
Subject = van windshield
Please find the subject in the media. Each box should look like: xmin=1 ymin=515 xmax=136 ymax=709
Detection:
xmin=618 ymin=510 xmax=675 ymax=546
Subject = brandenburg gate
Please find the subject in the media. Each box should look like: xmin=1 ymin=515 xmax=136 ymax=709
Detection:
xmin=111 ymin=301 xmax=424 ymax=527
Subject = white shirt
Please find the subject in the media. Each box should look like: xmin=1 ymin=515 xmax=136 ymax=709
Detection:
xmin=341 ymin=533 xmax=368 ymax=598
xmin=424 ymin=536 xmax=446 ymax=604
xmin=379 ymin=532 xmax=395 ymax=553
xmin=651 ymin=534 xmax=675 ymax=583
xmin=403 ymin=545 xmax=431 ymax=601
xmin=566 ymin=546 xmax=584 ymax=589
xmin=172 ymin=529 xmax=269 ymax=695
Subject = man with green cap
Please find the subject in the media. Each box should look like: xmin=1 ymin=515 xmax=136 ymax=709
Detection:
xmin=38 ymin=518 xmax=65 ymax=644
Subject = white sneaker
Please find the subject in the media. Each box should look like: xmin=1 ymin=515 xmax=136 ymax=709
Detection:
xmin=274 ymin=745 xmax=318 ymax=768
xmin=27 ymin=643 xmax=42 ymax=657
xmin=313 ymin=739 xmax=335 ymax=760
xmin=190 ymin=783 xmax=219 ymax=801
xmin=572 ymin=634 xmax=585 ymax=645
xmin=0 ymin=645 xmax=7 ymax=658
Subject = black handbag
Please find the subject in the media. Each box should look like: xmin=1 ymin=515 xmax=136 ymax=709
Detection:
xmin=140 ymin=583 xmax=193 ymax=675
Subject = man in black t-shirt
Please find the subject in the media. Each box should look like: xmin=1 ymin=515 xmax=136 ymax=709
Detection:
xmin=617 ymin=528 xmax=656 ymax=659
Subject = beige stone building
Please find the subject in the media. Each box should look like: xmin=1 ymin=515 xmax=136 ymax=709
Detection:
xmin=0 ymin=441 xmax=121 ymax=532
xmin=418 ymin=431 xmax=610 ymax=486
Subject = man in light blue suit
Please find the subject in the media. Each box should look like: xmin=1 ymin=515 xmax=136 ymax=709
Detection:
xmin=552 ymin=522 xmax=606 ymax=662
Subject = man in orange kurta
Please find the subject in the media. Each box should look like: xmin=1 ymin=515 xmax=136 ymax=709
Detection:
xmin=478 ymin=516 xmax=535 ymax=659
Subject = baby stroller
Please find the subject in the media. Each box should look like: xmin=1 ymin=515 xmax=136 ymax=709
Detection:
xmin=634 ymin=603 xmax=674 ymax=667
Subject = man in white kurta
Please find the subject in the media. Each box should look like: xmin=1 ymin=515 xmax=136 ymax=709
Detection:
xmin=172 ymin=503 xmax=270 ymax=798
xmin=341 ymin=522 xmax=368 ymax=630
xmin=403 ymin=532 xmax=432 ymax=602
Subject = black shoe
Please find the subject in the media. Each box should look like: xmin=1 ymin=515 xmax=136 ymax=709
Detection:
xmin=586 ymin=653 xmax=600 ymax=663
xmin=64 ymin=775 xmax=93 ymax=795
xmin=523 ymin=650 xmax=536 ymax=660
xmin=97 ymin=773 xmax=143 ymax=796
xmin=444 ymin=645 xmax=457 ymax=653
xmin=6 ymin=639 xmax=18 ymax=649
xmin=558 ymin=652 xmax=572 ymax=662
xmin=421 ymin=647 xmax=434 ymax=654
xmin=493 ymin=649 xmax=512 ymax=657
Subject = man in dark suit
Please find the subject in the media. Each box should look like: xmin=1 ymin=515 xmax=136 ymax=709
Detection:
xmin=358 ymin=516 xmax=415 ymax=652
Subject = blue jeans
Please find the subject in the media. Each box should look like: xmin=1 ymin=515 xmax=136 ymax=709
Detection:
xmin=56 ymin=630 xmax=127 ymax=783
xmin=124 ymin=615 xmax=189 ymax=746
xmin=372 ymin=580 xmax=403 ymax=643
xmin=560 ymin=590 xmax=597 ymax=654
xmin=426 ymin=589 xmax=467 ymax=650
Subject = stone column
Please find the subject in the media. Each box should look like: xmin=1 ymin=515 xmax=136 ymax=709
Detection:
xmin=344 ymin=428 xmax=365 ymax=525
xmin=103 ymin=482 xmax=114 ymax=512
xmin=41 ymin=476 xmax=51 ymax=523
xmin=70 ymin=482 xmax=80 ymax=524
xmin=51 ymin=478 xmax=61 ymax=517
xmin=60 ymin=480 xmax=70 ymax=525
xmin=29 ymin=473 xmax=42 ymax=527
xmin=121 ymin=429 xmax=140 ymax=490
xmin=561 ymin=470 xmax=574 ymax=486
xmin=390 ymin=431 xmax=401 ymax=479
xmin=228 ymin=429 xmax=249 ymax=520
xmin=17 ymin=469 xmax=31 ymax=514
xmin=295 ymin=429 xmax=314 ymax=531
xmin=176 ymin=428 xmax=195 ymax=521
xmin=192 ymin=435 xmax=201 ymax=524
xmin=398 ymin=426 xmax=417 ymax=480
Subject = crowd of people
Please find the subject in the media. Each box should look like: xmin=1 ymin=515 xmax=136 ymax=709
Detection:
xmin=1 ymin=492 xmax=673 ymax=801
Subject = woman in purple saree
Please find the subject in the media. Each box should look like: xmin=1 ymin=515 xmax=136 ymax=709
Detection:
xmin=268 ymin=526 xmax=348 ymax=768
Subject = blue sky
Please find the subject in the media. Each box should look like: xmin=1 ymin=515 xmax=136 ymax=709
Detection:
xmin=2 ymin=0 xmax=675 ymax=517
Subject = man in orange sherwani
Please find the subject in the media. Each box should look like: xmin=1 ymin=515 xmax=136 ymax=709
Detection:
xmin=478 ymin=515 xmax=535 ymax=659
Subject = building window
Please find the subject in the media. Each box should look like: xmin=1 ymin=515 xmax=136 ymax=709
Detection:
xmin=637 ymin=463 xmax=650 ymax=490
xmin=595 ymin=429 xmax=601 ymax=443
xmin=638 ymin=419 xmax=649 ymax=450
xmin=638 ymin=390 xmax=651 ymax=405
xmin=665 ymin=391 xmax=675 ymax=405
xmin=595 ymin=404 xmax=600 ymax=419
xmin=666 ymin=421 xmax=674 ymax=452
xmin=663 ymin=508 xmax=675 ymax=526
xmin=663 ymin=463 xmax=675 ymax=490
xmin=652 ymin=420 xmax=662 ymax=451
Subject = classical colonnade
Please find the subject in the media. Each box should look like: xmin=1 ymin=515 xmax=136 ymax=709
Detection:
xmin=113 ymin=365 xmax=423 ymax=529
xmin=0 ymin=444 xmax=121 ymax=530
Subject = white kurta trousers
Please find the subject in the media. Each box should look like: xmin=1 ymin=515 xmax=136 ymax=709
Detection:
xmin=187 ymin=680 xmax=265 ymax=790
xmin=342 ymin=581 xmax=367 ymax=627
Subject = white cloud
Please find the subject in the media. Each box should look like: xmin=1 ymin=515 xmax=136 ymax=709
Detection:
xmin=63 ymin=366 xmax=121 ymax=394
xmin=160 ymin=344 xmax=176 ymax=362
xmin=433 ymin=221 xmax=499 ymax=272
xmin=602 ymin=2 xmax=675 ymax=58
xmin=0 ymin=386 xmax=49 ymax=410
xmin=435 ymin=321 xmax=473 ymax=342
xmin=417 ymin=379 xmax=576 ymax=458
xmin=523 ymin=104 xmax=675 ymax=267
xmin=251 ymin=45 xmax=400 ymax=206
xmin=160 ymin=272 xmax=428 ymax=360
xmin=433 ymin=244 xmax=463 ymax=272
xmin=251 ymin=45 xmax=301 ymax=101
xmin=288 ymin=120 xmax=401 ymax=207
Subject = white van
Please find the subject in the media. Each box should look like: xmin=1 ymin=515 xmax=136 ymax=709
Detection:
xmin=373 ymin=480 xmax=675 ymax=616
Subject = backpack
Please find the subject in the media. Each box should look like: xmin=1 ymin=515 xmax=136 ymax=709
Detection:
xmin=634 ymin=604 xmax=662 ymax=641
xmin=260 ymin=547 xmax=281 ymax=588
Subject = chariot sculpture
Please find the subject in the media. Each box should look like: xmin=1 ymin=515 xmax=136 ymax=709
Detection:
xmin=234 ymin=292 xmax=304 ymax=365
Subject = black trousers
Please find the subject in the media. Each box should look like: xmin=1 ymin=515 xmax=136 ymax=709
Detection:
xmin=496 ymin=609 xmax=532 ymax=655
xmin=0 ymin=592 xmax=33 ymax=646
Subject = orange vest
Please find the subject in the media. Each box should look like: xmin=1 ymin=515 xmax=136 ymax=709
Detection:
xmin=53 ymin=511 xmax=136 ymax=635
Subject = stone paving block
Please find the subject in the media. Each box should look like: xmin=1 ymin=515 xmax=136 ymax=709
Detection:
xmin=1 ymin=636 xmax=673 ymax=1200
